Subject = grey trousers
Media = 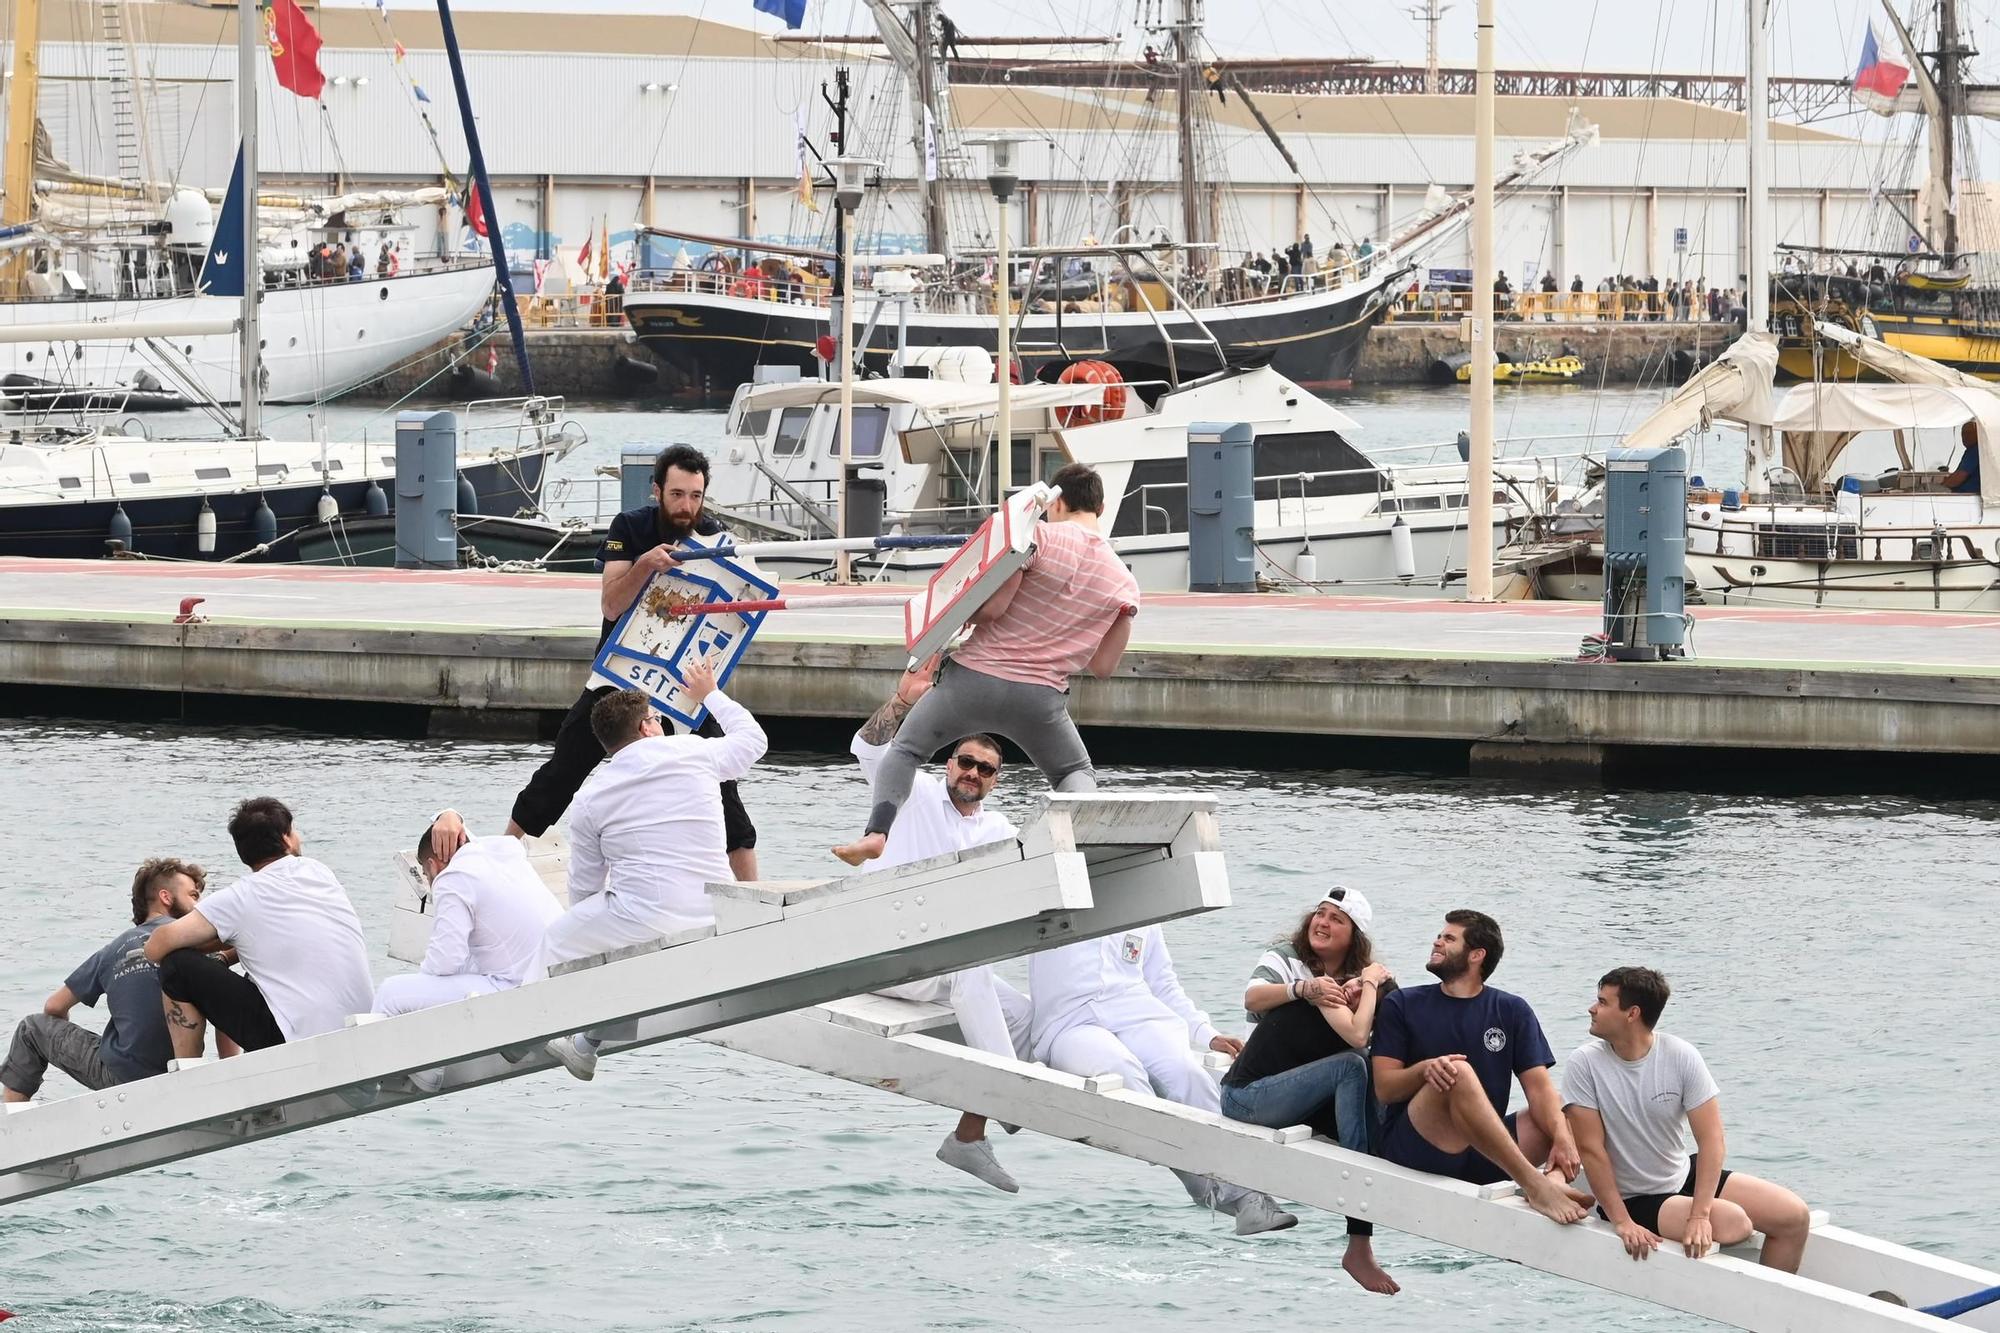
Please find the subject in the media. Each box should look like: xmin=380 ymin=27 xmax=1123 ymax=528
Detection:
xmin=1 ymin=1013 xmax=115 ymax=1098
xmin=866 ymin=660 xmax=1096 ymax=836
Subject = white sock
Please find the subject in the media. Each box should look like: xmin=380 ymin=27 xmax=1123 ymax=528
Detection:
xmin=575 ymin=1034 xmax=602 ymax=1054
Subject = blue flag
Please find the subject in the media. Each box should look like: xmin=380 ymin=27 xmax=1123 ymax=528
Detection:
xmin=412 ymin=82 xmax=432 ymax=103
xmin=198 ymin=146 xmax=248 ymax=298
xmin=753 ymin=0 xmax=806 ymax=29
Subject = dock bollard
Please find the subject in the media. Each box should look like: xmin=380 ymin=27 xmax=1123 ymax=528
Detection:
xmin=394 ymin=410 xmax=460 ymax=570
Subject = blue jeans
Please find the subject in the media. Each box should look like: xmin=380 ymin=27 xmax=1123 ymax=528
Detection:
xmin=1221 ymin=1049 xmax=1375 ymax=1237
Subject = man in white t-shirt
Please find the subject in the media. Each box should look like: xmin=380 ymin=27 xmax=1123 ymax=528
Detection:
xmin=145 ymin=798 xmax=374 ymax=1056
xmin=1563 ymin=966 xmax=1812 ymax=1271
xmin=373 ymin=817 xmax=560 ymax=1016
xmin=539 ymin=662 xmax=767 ymax=1081
xmin=853 ymin=662 xmax=1030 ymax=1193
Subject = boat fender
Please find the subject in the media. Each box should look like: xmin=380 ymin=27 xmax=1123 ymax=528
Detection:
xmin=1294 ymin=548 xmax=1318 ymax=582
xmin=364 ymin=481 xmax=390 ymax=517
xmin=458 ymin=475 xmax=480 ymax=515
xmin=252 ymin=496 xmax=278 ymax=547
xmin=197 ymin=501 xmax=218 ymax=554
xmin=1391 ymin=515 xmax=1416 ymax=581
xmin=316 ymin=490 xmax=339 ymax=523
xmin=108 ymin=503 xmax=134 ymax=553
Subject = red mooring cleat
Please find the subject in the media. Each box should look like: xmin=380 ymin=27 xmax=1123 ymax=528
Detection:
xmin=174 ymin=596 xmax=207 ymax=624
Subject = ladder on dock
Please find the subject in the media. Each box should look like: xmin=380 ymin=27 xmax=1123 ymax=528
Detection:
xmin=712 ymin=996 xmax=2000 ymax=1333
xmin=0 ymin=795 xmax=1227 ymax=1208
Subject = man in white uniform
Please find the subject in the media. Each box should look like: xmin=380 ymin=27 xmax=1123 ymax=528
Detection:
xmin=541 ymin=663 xmax=767 ymax=1080
xmin=145 ymin=798 xmax=374 ymax=1056
xmin=373 ymin=816 xmax=561 ymax=1016
xmin=1030 ymin=929 xmax=1298 ymax=1235
xmin=855 ymin=662 xmax=1031 ymax=1193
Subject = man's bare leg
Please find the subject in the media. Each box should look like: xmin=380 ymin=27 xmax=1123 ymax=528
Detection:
xmin=1341 ymin=1235 xmax=1400 ymax=1294
xmin=217 ymin=1033 xmax=243 ymax=1059
xmin=953 ymin=1111 xmax=989 ymax=1143
xmin=1515 ymin=1104 xmax=1595 ymax=1207
xmin=1405 ymin=1077 xmax=1588 ymax=1224
xmin=728 ymin=847 xmax=759 ymax=881
xmin=1720 ymin=1173 xmax=1813 ymax=1271
xmin=831 ymin=833 xmax=885 ymax=867
xmin=1 ymin=1088 xmax=26 ymax=1104
xmin=162 ymin=996 xmax=208 ymax=1061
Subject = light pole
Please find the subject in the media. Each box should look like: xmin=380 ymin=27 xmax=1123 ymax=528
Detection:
xmin=830 ymin=157 xmax=876 ymax=583
xmin=973 ymin=137 xmax=1021 ymax=501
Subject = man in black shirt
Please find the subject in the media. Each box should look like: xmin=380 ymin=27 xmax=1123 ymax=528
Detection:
xmin=506 ymin=444 xmax=758 ymax=877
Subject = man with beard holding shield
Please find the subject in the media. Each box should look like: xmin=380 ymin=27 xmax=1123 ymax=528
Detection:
xmin=501 ymin=444 xmax=758 ymax=879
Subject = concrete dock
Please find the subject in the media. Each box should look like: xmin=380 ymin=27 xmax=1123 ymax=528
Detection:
xmin=4 ymin=560 xmax=1998 ymax=776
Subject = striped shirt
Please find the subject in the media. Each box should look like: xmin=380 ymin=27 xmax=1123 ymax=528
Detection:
xmin=952 ymin=521 xmax=1140 ymax=690
xmin=1245 ymin=941 xmax=1316 ymax=1024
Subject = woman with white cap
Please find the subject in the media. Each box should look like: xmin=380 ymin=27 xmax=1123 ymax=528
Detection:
xmin=1222 ymin=887 xmax=1400 ymax=1293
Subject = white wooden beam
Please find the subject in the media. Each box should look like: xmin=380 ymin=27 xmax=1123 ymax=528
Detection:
xmin=710 ymin=1013 xmax=1996 ymax=1333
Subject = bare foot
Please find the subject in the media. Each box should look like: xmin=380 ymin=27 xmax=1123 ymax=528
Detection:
xmin=1341 ymin=1237 xmax=1401 ymax=1294
xmin=1524 ymin=1175 xmax=1589 ymax=1225
xmin=832 ymin=833 xmax=886 ymax=867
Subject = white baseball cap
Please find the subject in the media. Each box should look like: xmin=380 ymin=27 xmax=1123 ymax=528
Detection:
xmin=1315 ymin=886 xmax=1373 ymax=935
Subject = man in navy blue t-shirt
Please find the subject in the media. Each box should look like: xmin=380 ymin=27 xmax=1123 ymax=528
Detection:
xmin=1371 ymin=909 xmax=1590 ymax=1226
xmin=503 ymin=444 xmax=757 ymax=879
xmin=1 ymin=859 xmax=205 ymax=1103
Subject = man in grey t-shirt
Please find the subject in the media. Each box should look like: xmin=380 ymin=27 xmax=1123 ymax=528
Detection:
xmin=1 ymin=859 xmax=206 ymax=1103
xmin=1562 ymin=967 xmax=1812 ymax=1271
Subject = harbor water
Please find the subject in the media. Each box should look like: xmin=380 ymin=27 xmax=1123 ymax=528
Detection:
xmin=1 ymin=715 xmax=1994 ymax=1331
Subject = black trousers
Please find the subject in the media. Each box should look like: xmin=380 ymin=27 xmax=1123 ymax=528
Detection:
xmin=158 ymin=949 xmax=286 ymax=1052
xmin=510 ymin=684 xmax=757 ymax=848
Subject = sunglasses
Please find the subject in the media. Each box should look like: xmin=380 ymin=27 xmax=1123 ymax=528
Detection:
xmin=952 ymin=754 xmax=999 ymax=778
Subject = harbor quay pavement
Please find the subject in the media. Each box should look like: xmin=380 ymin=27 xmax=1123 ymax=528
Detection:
xmin=1 ymin=559 xmax=1998 ymax=768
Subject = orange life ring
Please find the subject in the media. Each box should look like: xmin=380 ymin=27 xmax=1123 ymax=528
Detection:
xmin=728 ymin=276 xmax=764 ymax=300
xmin=1054 ymin=360 xmax=1128 ymax=428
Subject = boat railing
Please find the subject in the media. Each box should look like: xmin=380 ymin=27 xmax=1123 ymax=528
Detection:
xmin=627 ymin=268 xmax=833 ymax=309
xmin=1386 ymin=289 xmax=1728 ymax=323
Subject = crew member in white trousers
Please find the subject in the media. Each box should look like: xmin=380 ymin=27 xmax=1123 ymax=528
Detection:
xmin=856 ymin=661 xmax=1032 ymax=1193
xmin=373 ymin=820 xmax=561 ymax=1088
xmin=1030 ymin=927 xmax=1299 ymax=1235
xmin=539 ymin=662 xmax=767 ymax=1080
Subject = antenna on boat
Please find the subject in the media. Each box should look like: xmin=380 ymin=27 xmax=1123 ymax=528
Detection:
xmin=235 ymin=0 xmax=261 ymax=440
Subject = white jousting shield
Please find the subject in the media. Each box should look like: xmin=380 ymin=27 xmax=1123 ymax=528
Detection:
xmin=903 ymin=482 xmax=1057 ymax=665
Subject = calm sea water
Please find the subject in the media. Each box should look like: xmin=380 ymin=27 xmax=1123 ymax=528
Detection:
xmin=2 ymin=716 xmax=1994 ymax=1331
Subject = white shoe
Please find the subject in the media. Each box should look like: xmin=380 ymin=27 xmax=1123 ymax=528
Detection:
xmin=406 ymin=1067 xmax=444 ymax=1094
xmin=544 ymin=1036 xmax=597 ymax=1081
xmin=1232 ymin=1193 xmax=1299 ymax=1236
xmin=936 ymin=1133 xmax=1019 ymax=1194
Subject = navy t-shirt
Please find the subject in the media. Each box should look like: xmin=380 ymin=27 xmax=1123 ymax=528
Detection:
xmin=594 ymin=504 xmax=728 ymax=647
xmin=63 ymin=918 xmax=174 ymax=1084
xmin=1371 ymin=983 xmax=1554 ymax=1131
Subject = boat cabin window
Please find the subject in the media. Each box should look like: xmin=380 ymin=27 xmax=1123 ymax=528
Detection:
xmin=1110 ymin=430 xmax=1380 ymax=537
xmin=195 ymin=466 xmax=231 ymax=480
xmin=128 ymin=472 xmax=151 ymax=485
xmin=257 ymin=464 xmax=287 ymax=479
xmin=772 ymin=408 xmax=812 ymax=457
xmin=58 ymin=476 xmax=81 ymax=490
xmin=830 ymin=407 xmax=892 ymax=460
xmin=325 ymin=460 xmax=343 ymax=472
xmin=738 ymin=409 xmax=772 ymax=439
xmin=379 ymin=455 xmax=394 ymax=470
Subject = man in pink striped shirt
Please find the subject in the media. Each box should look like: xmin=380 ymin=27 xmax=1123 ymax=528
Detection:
xmin=833 ymin=463 xmax=1140 ymax=866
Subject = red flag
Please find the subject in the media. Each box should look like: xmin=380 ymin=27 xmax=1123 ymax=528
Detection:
xmin=576 ymin=230 xmax=593 ymax=269
xmin=466 ymin=181 xmax=488 ymax=238
xmin=264 ymin=0 xmax=326 ymax=100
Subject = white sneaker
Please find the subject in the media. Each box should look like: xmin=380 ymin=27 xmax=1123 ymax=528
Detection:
xmin=406 ymin=1067 xmax=444 ymax=1094
xmin=936 ymin=1133 xmax=1019 ymax=1194
xmin=1232 ymin=1193 xmax=1299 ymax=1236
xmin=544 ymin=1036 xmax=597 ymax=1081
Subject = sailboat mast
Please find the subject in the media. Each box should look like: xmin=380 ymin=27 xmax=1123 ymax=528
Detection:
xmin=1938 ymin=0 xmax=1963 ymax=256
xmin=1174 ymin=0 xmax=1204 ymax=280
xmin=910 ymin=0 xmax=946 ymax=257
xmin=1465 ymin=0 xmax=1495 ymax=602
xmin=1745 ymin=0 xmax=1769 ymax=332
xmin=1 ymin=0 xmax=42 ymax=298
xmin=236 ymin=0 xmax=261 ymax=438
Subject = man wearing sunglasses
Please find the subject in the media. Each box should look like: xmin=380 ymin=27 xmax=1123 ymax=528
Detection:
xmin=854 ymin=661 xmax=1033 ymax=1194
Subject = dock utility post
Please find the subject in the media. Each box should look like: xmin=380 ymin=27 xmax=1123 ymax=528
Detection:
xmin=393 ymin=410 xmax=459 ymax=570
xmin=1186 ymin=421 xmax=1256 ymax=593
xmin=1601 ymin=445 xmax=1687 ymax=661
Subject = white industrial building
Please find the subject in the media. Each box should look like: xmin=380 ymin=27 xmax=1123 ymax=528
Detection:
xmin=6 ymin=1 xmax=1918 ymax=287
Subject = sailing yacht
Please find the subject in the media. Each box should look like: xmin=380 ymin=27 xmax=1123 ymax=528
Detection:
xmin=0 ymin=0 xmax=494 ymax=405
xmin=622 ymin=0 xmax=1595 ymax=403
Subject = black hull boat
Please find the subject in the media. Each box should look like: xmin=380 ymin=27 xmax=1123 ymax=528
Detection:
xmin=625 ymin=272 xmax=1399 ymax=404
xmin=0 ymin=454 xmax=552 ymax=563
xmin=292 ymin=511 xmax=604 ymax=571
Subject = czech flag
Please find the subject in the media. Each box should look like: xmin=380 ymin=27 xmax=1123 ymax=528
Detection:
xmin=1852 ymin=25 xmax=1909 ymax=116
